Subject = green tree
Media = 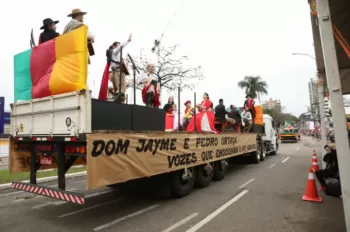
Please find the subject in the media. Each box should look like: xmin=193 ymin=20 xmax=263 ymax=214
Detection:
xmin=264 ymin=108 xmax=299 ymax=127
xmin=237 ymin=76 xmax=268 ymax=103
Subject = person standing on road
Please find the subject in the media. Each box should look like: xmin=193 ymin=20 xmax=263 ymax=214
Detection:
xmin=315 ymin=145 xmax=339 ymax=191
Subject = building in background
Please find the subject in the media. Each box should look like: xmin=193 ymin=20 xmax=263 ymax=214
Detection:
xmin=308 ymin=78 xmax=319 ymax=119
xmin=3 ymin=112 xmax=10 ymax=135
xmin=261 ymin=98 xmax=282 ymax=112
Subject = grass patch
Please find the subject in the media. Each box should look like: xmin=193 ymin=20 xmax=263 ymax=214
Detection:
xmin=0 ymin=166 xmax=86 ymax=184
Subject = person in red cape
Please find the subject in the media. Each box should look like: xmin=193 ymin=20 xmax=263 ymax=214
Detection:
xmin=243 ymin=94 xmax=256 ymax=120
xmin=140 ymin=62 xmax=161 ymax=108
xmin=186 ymin=93 xmax=219 ymax=134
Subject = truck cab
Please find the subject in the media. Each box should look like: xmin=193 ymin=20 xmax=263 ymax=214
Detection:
xmin=261 ymin=114 xmax=278 ymax=155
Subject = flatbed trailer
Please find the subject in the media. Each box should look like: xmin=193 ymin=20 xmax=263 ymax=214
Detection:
xmin=9 ymin=90 xmax=269 ymax=205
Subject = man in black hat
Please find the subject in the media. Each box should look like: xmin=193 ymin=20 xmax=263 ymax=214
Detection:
xmin=38 ymin=18 xmax=60 ymax=45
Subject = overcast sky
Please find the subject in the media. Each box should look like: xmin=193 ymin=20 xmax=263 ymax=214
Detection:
xmin=0 ymin=0 xmax=316 ymax=116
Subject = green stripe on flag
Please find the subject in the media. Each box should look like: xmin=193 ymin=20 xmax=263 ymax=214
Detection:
xmin=14 ymin=49 xmax=32 ymax=102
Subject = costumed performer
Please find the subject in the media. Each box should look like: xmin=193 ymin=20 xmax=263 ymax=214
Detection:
xmin=172 ymin=104 xmax=184 ymax=131
xmin=139 ymin=61 xmax=161 ymax=108
xmin=186 ymin=93 xmax=219 ymax=134
xmin=164 ymin=96 xmax=175 ymax=131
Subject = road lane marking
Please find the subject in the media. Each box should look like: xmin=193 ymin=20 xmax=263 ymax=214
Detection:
xmin=281 ymin=157 xmax=290 ymax=163
xmin=186 ymin=190 xmax=249 ymax=232
xmin=85 ymin=190 xmax=115 ymax=199
xmin=269 ymin=164 xmax=276 ymax=168
xmin=280 ymin=157 xmax=285 ymax=161
xmin=161 ymin=213 xmax=199 ymax=232
xmin=93 ymin=204 xmax=160 ymax=231
xmin=34 ymin=189 xmax=116 ymax=208
xmin=0 ymin=191 xmax=22 ymax=198
xmin=246 ymin=164 xmax=252 ymax=168
xmin=239 ymin=178 xmax=255 ymax=189
xmin=58 ymin=199 xmax=123 ymax=218
xmin=296 ymin=148 xmax=300 ymax=151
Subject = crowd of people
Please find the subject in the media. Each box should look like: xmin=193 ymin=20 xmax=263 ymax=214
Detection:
xmin=163 ymin=93 xmax=257 ymax=134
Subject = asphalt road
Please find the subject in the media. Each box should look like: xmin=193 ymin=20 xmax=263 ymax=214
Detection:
xmin=0 ymin=136 xmax=346 ymax=232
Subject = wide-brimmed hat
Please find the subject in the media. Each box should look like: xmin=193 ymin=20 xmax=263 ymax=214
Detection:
xmin=68 ymin=8 xmax=87 ymax=17
xmin=40 ymin=18 xmax=59 ymax=30
xmin=184 ymin=100 xmax=191 ymax=106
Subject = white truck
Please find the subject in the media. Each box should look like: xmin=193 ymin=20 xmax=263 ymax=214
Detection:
xmin=9 ymin=90 xmax=264 ymax=205
xmin=261 ymin=114 xmax=279 ymax=156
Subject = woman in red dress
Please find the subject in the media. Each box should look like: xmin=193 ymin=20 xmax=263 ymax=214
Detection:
xmin=186 ymin=93 xmax=219 ymax=134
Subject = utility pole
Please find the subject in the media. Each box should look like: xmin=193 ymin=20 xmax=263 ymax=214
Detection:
xmin=317 ymin=72 xmax=327 ymax=168
xmin=316 ymin=0 xmax=350 ymax=230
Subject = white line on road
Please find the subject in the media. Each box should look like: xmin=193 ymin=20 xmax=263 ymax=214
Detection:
xmin=14 ymin=188 xmax=76 ymax=204
xmin=93 ymin=205 xmax=159 ymax=231
xmin=280 ymin=157 xmax=285 ymax=161
xmin=281 ymin=157 xmax=290 ymax=163
xmin=0 ymin=191 xmax=22 ymax=198
xmin=186 ymin=190 xmax=249 ymax=232
xmin=239 ymin=178 xmax=255 ymax=189
xmin=269 ymin=164 xmax=276 ymax=169
xmin=34 ymin=189 xmax=116 ymax=208
xmin=86 ymin=190 xmax=115 ymax=199
xmin=58 ymin=199 xmax=123 ymax=218
xmin=161 ymin=213 xmax=199 ymax=232
xmin=296 ymin=147 xmax=300 ymax=151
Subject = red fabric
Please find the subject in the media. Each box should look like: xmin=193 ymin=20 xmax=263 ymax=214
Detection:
xmin=186 ymin=99 xmax=219 ymax=134
xmin=98 ymin=63 xmax=111 ymax=101
xmin=142 ymin=84 xmax=160 ymax=108
xmin=247 ymin=99 xmax=254 ymax=109
xmin=165 ymin=115 xmax=174 ymax=131
xmin=30 ymin=40 xmax=56 ymax=99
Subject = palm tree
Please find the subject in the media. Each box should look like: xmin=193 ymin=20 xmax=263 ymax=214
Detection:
xmin=237 ymin=76 xmax=268 ymax=103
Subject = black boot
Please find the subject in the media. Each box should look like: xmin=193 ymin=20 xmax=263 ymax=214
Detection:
xmin=146 ymin=92 xmax=154 ymax=107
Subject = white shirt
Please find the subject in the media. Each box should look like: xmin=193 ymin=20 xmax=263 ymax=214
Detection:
xmin=137 ymin=73 xmax=157 ymax=84
xmin=241 ymin=111 xmax=252 ymax=120
xmin=137 ymin=73 xmax=158 ymax=93
xmin=110 ymin=41 xmax=129 ymax=71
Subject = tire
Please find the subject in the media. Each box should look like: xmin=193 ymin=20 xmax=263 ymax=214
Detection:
xmin=250 ymin=149 xmax=260 ymax=164
xmin=195 ymin=164 xmax=214 ymax=188
xmin=260 ymin=142 xmax=266 ymax=161
xmin=171 ymin=168 xmax=196 ymax=198
xmin=212 ymin=159 xmax=228 ymax=181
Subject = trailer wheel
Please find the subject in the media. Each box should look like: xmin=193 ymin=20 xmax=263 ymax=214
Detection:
xmin=213 ymin=159 xmax=228 ymax=181
xmin=195 ymin=164 xmax=214 ymax=188
xmin=171 ymin=168 xmax=196 ymax=198
xmin=260 ymin=142 xmax=266 ymax=161
xmin=250 ymin=149 xmax=261 ymax=164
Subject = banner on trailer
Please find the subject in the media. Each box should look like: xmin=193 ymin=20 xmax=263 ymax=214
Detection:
xmin=8 ymin=137 xmax=86 ymax=173
xmin=86 ymin=132 xmax=257 ymax=190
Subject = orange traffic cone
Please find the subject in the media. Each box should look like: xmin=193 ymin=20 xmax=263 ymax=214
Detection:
xmin=302 ymin=168 xmax=322 ymax=203
xmin=311 ymin=150 xmax=320 ymax=171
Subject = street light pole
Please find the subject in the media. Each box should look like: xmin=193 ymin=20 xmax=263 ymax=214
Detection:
xmin=292 ymin=52 xmax=327 ymax=167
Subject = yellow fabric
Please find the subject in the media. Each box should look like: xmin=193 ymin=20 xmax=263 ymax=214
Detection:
xmin=49 ymin=26 xmax=88 ymax=95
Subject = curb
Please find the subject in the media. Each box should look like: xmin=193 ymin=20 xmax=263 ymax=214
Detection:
xmin=0 ymin=171 xmax=86 ymax=190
